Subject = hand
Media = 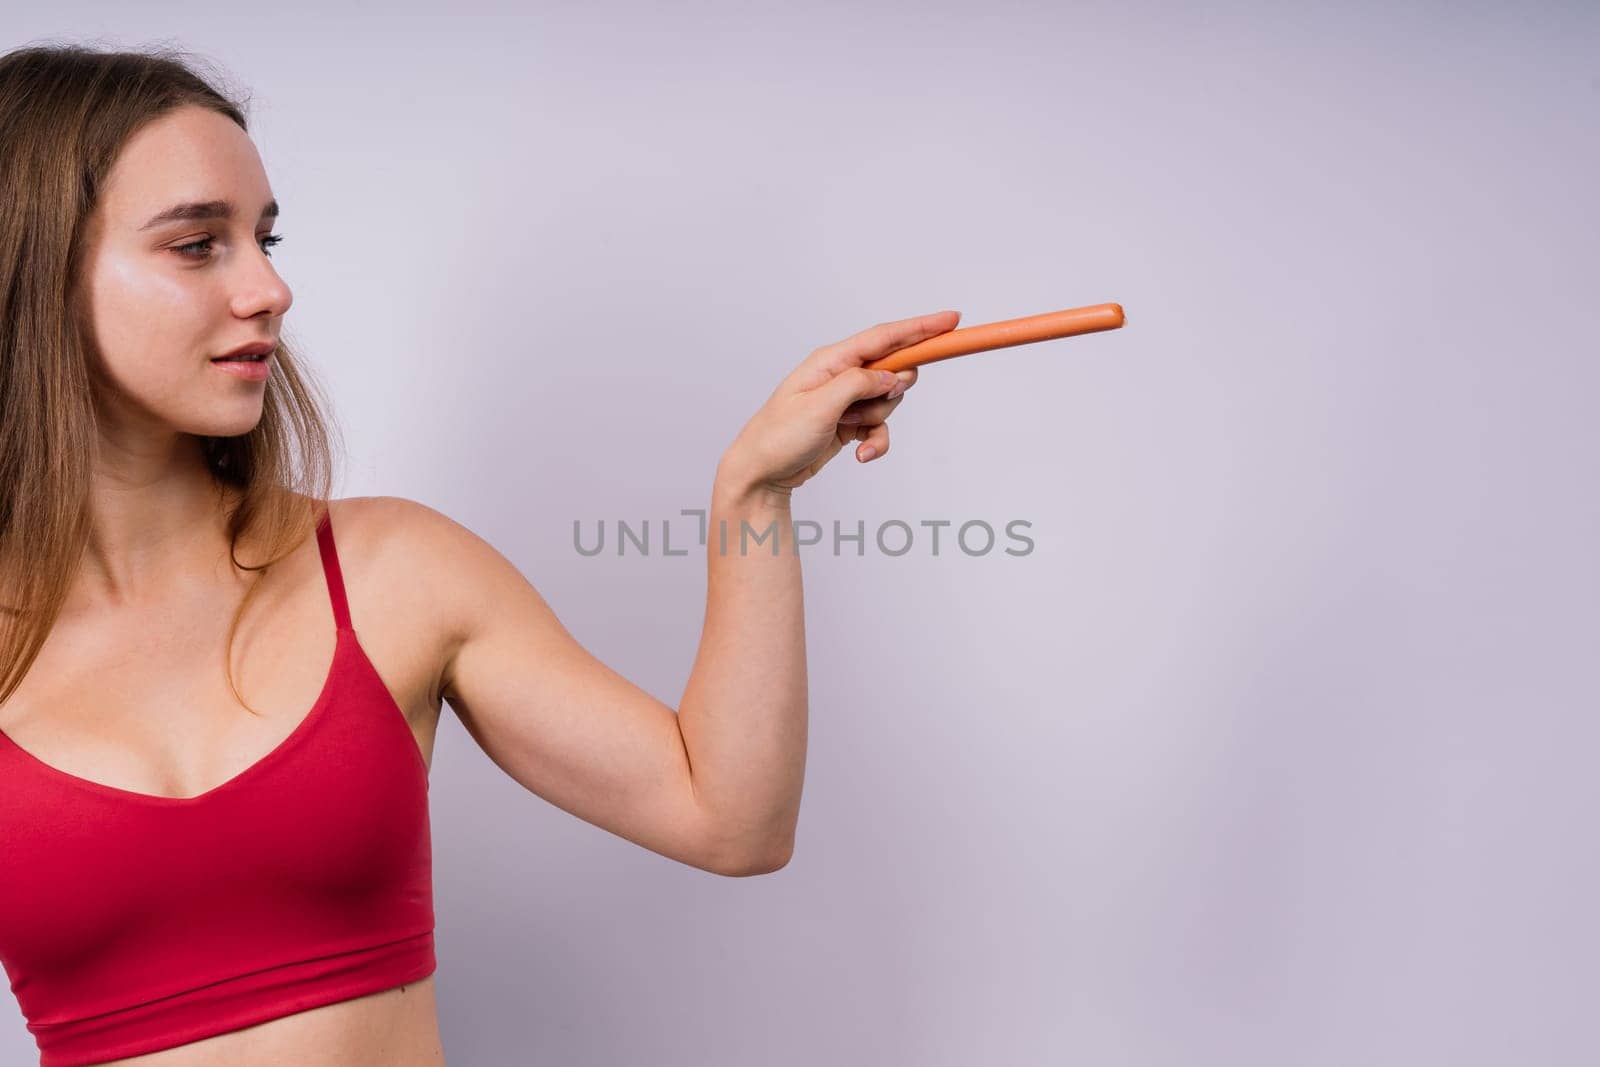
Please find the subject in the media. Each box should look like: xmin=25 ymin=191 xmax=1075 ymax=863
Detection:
xmin=720 ymin=310 xmax=960 ymax=498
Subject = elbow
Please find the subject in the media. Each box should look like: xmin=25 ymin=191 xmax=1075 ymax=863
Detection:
xmin=714 ymin=837 xmax=795 ymax=878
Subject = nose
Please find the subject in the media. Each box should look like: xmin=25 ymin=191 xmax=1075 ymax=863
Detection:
xmin=232 ymin=247 xmax=293 ymax=321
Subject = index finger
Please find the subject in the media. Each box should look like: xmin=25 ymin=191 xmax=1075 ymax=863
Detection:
xmin=786 ymin=310 xmax=961 ymax=393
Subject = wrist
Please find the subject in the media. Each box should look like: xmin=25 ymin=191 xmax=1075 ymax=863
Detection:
xmin=714 ymin=455 xmax=792 ymax=513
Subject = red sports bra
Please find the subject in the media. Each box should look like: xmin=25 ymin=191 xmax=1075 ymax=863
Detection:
xmin=0 ymin=508 xmax=435 ymax=1066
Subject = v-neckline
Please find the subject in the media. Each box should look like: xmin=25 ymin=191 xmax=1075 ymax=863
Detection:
xmin=0 ymin=629 xmax=349 ymax=807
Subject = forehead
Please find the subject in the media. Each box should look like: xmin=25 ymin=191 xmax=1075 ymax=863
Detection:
xmin=100 ymin=106 xmax=271 ymax=222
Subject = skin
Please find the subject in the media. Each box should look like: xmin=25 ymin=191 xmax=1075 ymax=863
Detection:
xmin=2 ymin=100 xmax=940 ymax=1062
xmin=5 ymin=104 xmax=448 ymax=1065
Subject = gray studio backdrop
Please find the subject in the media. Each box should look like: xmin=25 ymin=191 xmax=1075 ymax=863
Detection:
xmin=5 ymin=2 xmax=1596 ymax=1064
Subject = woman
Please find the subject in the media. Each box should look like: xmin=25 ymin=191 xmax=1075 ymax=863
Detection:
xmin=0 ymin=41 xmax=949 ymax=1066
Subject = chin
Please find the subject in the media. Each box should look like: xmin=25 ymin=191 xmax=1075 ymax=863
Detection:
xmin=185 ymin=406 xmax=266 ymax=439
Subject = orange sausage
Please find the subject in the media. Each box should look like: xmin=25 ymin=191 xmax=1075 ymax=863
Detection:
xmin=861 ymin=302 xmax=1125 ymax=373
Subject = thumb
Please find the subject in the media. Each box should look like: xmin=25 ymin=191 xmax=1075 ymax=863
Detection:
xmin=820 ymin=366 xmax=897 ymax=415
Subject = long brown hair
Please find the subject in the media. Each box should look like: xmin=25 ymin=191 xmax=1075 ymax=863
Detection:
xmin=0 ymin=40 xmax=343 ymax=717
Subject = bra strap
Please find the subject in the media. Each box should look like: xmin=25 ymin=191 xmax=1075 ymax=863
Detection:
xmin=315 ymin=507 xmax=353 ymax=632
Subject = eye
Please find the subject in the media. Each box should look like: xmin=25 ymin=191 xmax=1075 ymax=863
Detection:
xmin=172 ymin=234 xmax=286 ymax=259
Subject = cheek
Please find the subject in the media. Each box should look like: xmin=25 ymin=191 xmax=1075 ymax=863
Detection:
xmin=84 ymin=253 xmax=207 ymax=387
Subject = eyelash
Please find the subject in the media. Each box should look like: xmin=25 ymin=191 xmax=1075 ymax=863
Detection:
xmin=172 ymin=234 xmax=285 ymax=260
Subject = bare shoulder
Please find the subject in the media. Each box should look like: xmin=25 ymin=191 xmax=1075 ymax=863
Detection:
xmin=327 ymin=494 xmax=523 ymax=669
xmin=331 ymin=494 xmax=484 ymax=577
xmin=325 ymin=494 xmax=477 ymax=598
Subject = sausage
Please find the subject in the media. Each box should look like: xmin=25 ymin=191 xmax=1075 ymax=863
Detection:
xmin=861 ymin=302 xmax=1125 ymax=373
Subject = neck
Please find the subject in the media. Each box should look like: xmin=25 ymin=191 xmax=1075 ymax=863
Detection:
xmin=77 ymin=442 xmax=236 ymax=611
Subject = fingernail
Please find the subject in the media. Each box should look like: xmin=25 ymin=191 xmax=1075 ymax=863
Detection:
xmin=859 ymin=445 xmax=877 ymax=461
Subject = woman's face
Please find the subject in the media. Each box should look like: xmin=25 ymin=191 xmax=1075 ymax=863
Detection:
xmin=76 ymin=103 xmax=293 ymax=442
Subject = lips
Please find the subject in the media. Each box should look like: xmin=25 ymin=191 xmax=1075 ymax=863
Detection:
xmin=213 ymin=340 xmax=277 ymax=361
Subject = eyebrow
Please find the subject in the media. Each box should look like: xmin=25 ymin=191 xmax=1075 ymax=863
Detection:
xmin=139 ymin=198 xmax=280 ymax=230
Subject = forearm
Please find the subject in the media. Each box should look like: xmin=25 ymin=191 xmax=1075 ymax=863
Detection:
xmin=676 ymin=459 xmax=807 ymax=872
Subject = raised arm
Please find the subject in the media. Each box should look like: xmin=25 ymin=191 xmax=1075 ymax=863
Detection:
xmin=375 ymin=494 xmax=791 ymax=877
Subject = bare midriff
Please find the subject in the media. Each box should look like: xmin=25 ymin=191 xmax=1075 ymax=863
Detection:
xmin=87 ymin=974 xmax=444 ymax=1066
